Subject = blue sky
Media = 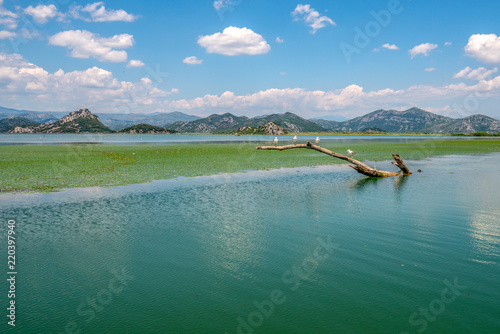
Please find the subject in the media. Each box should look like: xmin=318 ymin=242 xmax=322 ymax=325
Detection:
xmin=1 ymin=0 xmax=500 ymax=119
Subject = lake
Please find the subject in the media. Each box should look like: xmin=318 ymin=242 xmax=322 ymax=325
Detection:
xmin=1 ymin=153 xmax=499 ymax=333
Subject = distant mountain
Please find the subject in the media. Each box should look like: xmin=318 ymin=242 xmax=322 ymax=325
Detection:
xmin=246 ymin=112 xmax=325 ymax=132
xmin=97 ymin=111 xmax=200 ymax=131
xmin=169 ymin=113 xmax=251 ymax=133
xmin=309 ymin=119 xmax=340 ymax=130
xmin=118 ymin=123 xmax=179 ymax=134
xmin=313 ymin=107 xmax=500 ymax=134
xmin=0 ymin=117 xmax=39 ymax=132
xmin=169 ymin=112 xmax=325 ymax=133
xmin=0 ymin=106 xmax=67 ymax=120
xmin=12 ymin=109 xmax=115 ymax=133
xmin=234 ymin=122 xmax=288 ymax=135
xmin=439 ymin=114 xmax=500 ymax=133
xmin=310 ymin=115 xmax=348 ymax=122
xmin=0 ymin=109 xmax=58 ymax=124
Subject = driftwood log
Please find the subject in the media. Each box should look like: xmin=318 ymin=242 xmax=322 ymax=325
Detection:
xmin=256 ymin=141 xmax=412 ymax=177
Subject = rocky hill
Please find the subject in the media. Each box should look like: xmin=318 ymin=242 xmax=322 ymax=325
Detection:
xmin=0 ymin=117 xmax=39 ymax=132
xmin=118 ymin=123 xmax=179 ymax=134
xmin=169 ymin=113 xmax=251 ymax=133
xmin=310 ymin=107 xmax=500 ymax=134
xmin=235 ymin=122 xmax=288 ymax=135
xmin=12 ymin=109 xmax=115 ymax=133
xmin=246 ymin=112 xmax=324 ymax=132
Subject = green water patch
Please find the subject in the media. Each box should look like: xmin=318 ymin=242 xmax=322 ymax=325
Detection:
xmin=1 ymin=139 xmax=499 ymax=193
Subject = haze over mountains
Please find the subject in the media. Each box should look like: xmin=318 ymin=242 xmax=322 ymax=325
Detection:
xmin=1 ymin=106 xmax=499 ymax=134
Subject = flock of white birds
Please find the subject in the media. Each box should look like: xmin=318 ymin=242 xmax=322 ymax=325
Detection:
xmin=272 ymin=136 xmax=355 ymax=156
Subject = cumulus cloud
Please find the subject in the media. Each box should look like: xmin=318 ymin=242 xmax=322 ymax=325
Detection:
xmin=198 ymin=26 xmax=270 ymax=56
xmin=445 ymin=42 xmax=452 ymax=46
xmin=374 ymin=43 xmax=399 ymax=52
xmin=453 ymin=66 xmax=498 ymax=80
xmin=126 ymin=60 xmax=145 ymax=68
xmin=72 ymin=2 xmax=138 ymax=22
xmin=49 ymin=30 xmax=134 ymax=62
xmin=409 ymin=43 xmax=438 ymax=59
xmin=0 ymin=52 xmax=178 ymax=112
xmin=291 ymin=4 xmax=335 ymax=34
xmin=276 ymin=37 xmax=284 ymax=43
xmin=425 ymin=67 xmax=437 ymax=72
xmin=3 ymin=51 xmax=500 ymax=117
xmin=183 ymin=56 xmax=203 ymax=65
xmin=0 ymin=30 xmax=15 ymax=39
xmin=465 ymin=34 xmax=500 ymax=64
xmin=24 ymin=4 xmax=58 ymax=24
xmin=382 ymin=43 xmax=399 ymax=50
xmin=158 ymin=74 xmax=500 ymax=118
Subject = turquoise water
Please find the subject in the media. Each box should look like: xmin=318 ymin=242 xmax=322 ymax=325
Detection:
xmin=1 ymin=154 xmax=499 ymax=333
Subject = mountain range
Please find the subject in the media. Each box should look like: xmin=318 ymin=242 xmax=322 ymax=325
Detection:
xmin=310 ymin=107 xmax=500 ymax=133
xmin=0 ymin=106 xmax=199 ymax=130
xmin=168 ymin=112 xmax=325 ymax=133
xmin=1 ymin=106 xmax=499 ymax=134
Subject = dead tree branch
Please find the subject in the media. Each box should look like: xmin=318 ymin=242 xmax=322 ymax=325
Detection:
xmin=256 ymin=141 xmax=411 ymax=177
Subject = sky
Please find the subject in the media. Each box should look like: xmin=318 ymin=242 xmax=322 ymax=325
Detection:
xmin=0 ymin=0 xmax=500 ymax=119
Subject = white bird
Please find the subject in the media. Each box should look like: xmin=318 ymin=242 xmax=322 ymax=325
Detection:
xmin=315 ymin=136 xmax=320 ymax=143
xmin=273 ymin=137 xmax=278 ymax=144
xmin=293 ymin=135 xmax=297 ymax=142
xmin=347 ymin=149 xmax=355 ymax=156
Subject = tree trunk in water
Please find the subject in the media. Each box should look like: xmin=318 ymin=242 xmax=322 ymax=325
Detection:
xmin=256 ymin=141 xmax=412 ymax=177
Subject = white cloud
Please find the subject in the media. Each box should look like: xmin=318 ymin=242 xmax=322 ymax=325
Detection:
xmin=0 ymin=30 xmax=15 ymax=39
xmin=0 ymin=4 xmax=18 ymax=29
xmin=381 ymin=43 xmax=399 ymax=50
xmin=126 ymin=60 xmax=145 ymax=68
xmin=445 ymin=42 xmax=452 ymax=46
xmin=453 ymin=66 xmax=498 ymax=80
xmin=24 ymin=4 xmax=58 ymax=24
xmin=425 ymin=67 xmax=437 ymax=72
xmin=465 ymin=34 xmax=500 ymax=64
xmin=213 ymin=0 xmax=235 ymax=10
xmin=280 ymin=72 xmax=287 ymax=75
xmin=158 ymin=75 xmax=500 ymax=118
xmin=374 ymin=43 xmax=399 ymax=52
xmin=0 ymin=52 xmax=178 ymax=112
xmin=183 ymin=56 xmax=203 ymax=65
xmin=3 ymin=51 xmax=500 ymax=117
xmin=409 ymin=43 xmax=438 ymax=59
xmin=291 ymin=4 xmax=335 ymax=34
xmin=276 ymin=37 xmax=284 ymax=43
xmin=198 ymin=26 xmax=270 ymax=56
xmin=73 ymin=2 xmax=138 ymax=22
xmin=49 ymin=30 xmax=134 ymax=62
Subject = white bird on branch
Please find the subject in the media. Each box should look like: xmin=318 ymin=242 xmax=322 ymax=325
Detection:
xmin=315 ymin=136 xmax=320 ymax=143
xmin=273 ymin=137 xmax=278 ymax=144
xmin=347 ymin=149 xmax=355 ymax=156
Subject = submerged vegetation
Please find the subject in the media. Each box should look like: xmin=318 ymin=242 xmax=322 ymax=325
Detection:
xmin=1 ymin=139 xmax=499 ymax=193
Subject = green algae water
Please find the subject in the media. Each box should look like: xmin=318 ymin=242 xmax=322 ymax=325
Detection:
xmin=1 ymin=154 xmax=499 ymax=333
